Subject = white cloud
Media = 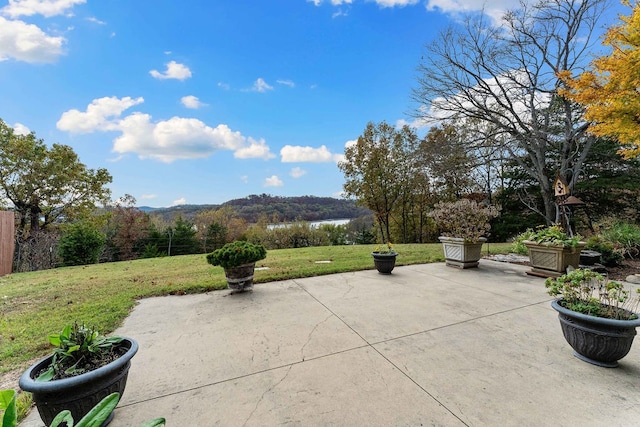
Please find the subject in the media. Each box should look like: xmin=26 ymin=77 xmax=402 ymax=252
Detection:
xmin=57 ymin=96 xmax=144 ymax=133
xmin=344 ymin=139 xmax=357 ymax=149
xmin=218 ymin=82 xmax=230 ymax=90
xmin=1 ymin=0 xmax=86 ymax=18
xmin=233 ymin=138 xmax=275 ymax=160
xmin=113 ymin=115 xmax=248 ymax=162
xmin=240 ymin=175 xmax=249 ymax=184
xmin=280 ymin=145 xmax=342 ymax=163
xmin=308 ymin=0 xmax=353 ymax=5
xmin=141 ymin=194 xmax=157 ymax=200
xmin=149 ymin=61 xmax=192 ymax=81
xmin=171 ymin=197 xmax=187 ymax=206
xmin=58 ymin=96 xmax=272 ymax=163
xmin=86 ymin=16 xmax=105 ymax=25
xmin=426 ymin=0 xmax=518 ymax=23
xmin=246 ymin=77 xmax=273 ymax=93
xmin=276 ymin=79 xmax=295 ymax=88
xmin=290 ymin=167 xmax=307 ymax=178
xmin=375 ymin=0 xmax=418 ymax=8
xmin=12 ymin=122 xmax=30 ymax=135
xmin=264 ymin=175 xmax=283 ymax=187
xmin=0 ymin=16 xmax=65 ymax=63
xmin=180 ymin=95 xmax=207 ymax=109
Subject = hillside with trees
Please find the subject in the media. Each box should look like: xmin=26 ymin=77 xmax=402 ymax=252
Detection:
xmin=145 ymin=194 xmax=370 ymax=223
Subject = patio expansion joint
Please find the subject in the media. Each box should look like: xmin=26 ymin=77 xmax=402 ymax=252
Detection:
xmin=292 ymin=279 xmax=554 ymax=427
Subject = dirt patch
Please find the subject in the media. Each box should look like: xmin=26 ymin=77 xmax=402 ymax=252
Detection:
xmin=606 ymin=258 xmax=640 ymax=281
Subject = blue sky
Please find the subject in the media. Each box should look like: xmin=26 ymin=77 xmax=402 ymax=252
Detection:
xmin=0 ymin=0 xmax=621 ymax=207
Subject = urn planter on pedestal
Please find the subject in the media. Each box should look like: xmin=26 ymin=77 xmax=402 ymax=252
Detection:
xmin=206 ymin=241 xmax=267 ymax=293
xmin=223 ymin=262 xmax=257 ymax=291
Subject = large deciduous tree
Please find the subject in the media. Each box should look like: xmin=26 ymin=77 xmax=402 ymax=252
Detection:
xmin=560 ymin=0 xmax=640 ymax=159
xmin=339 ymin=121 xmax=419 ymax=244
xmin=0 ymin=120 xmax=112 ymax=233
xmin=412 ymin=0 xmax=608 ymax=224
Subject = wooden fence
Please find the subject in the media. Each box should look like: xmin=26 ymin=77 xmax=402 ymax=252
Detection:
xmin=0 ymin=211 xmax=15 ymax=276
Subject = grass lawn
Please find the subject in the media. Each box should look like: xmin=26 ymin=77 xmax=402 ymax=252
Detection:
xmin=0 ymin=242 xmax=513 ymax=374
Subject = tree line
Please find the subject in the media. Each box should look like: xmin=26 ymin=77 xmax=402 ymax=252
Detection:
xmin=339 ymin=0 xmax=640 ymax=244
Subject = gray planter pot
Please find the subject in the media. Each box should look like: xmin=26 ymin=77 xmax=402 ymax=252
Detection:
xmin=551 ymin=300 xmax=640 ymax=368
xmin=371 ymin=252 xmax=397 ymax=274
xmin=224 ymin=262 xmax=256 ymax=292
xmin=523 ymin=241 xmax=586 ymax=277
xmin=438 ymin=236 xmax=486 ymax=269
xmin=19 ymin=338 xmax=138 ymax=426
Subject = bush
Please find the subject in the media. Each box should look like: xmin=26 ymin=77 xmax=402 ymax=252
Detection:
xmin=206 ymin=240 xmax=267 ymax=269
xmin=600 ymin=221 xmax=640 ymax=259
xmin=511 ymin=229 xmax=535 ymax=255
xmin=58 ymin=222 xmax=106 ymax=266
xmin=428 ymin=199 xmax=499 ymax=243
xmin=585 ymin=235 xmax=624 ymax=267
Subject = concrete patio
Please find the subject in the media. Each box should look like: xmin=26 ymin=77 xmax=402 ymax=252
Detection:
xmin=21 ymin=260 xmax=640 ymax=426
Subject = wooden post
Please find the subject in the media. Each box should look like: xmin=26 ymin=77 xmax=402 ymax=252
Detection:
xmin=0 ymin=211 xmax=15 ymax=276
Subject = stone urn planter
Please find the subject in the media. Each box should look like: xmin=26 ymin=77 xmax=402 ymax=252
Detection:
xmin=206 ymin=240 xmax=267 ymax=293
xmin=19 ymin=338 xmax=138 ymax=426
xmin=551 ymin=300 xmax=640 ymax=367
xmin=223 ymin=262 xmax=257 ymax=291
xmin=371 ymin=252 xmax=397 ymax=274
xmin=524 ymin=240 xmax=585 ymax=277
xmin=438 ymin=236 xmax=486 ymax=269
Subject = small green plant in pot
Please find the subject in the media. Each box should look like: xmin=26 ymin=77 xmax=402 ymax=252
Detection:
xmin=206 ymin=240 xmax=267 ymax=292
xmin=371 ymin=242 xmax=398 ymax=274
xmin=428 ymin=199 xmax=499 ymax=269
xmin=545 ymin=269 xmax=640 ymax=367
xmin=19 ymin=323 xmax=138 ymax=426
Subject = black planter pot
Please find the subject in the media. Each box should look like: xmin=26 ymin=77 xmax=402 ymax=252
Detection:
xmin=551 ymin=300 xmax=640 ymax=368
xmin=224 ymin=262 xmax=256 ymax=291
xmin=371 ymin=252 xmax=397 ymax=274
xmin=19 ymin=338 xmax=138 ymax=426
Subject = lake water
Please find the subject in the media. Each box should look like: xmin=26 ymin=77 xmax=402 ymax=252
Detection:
xmin=267 ymin=218 xmax=352 ymax=229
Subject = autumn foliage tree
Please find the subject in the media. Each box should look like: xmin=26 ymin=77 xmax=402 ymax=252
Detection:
xmin=560 ymin=0 xmax=640 ymax=159
xmin=339 ymin=121 xmax=420 ymax=244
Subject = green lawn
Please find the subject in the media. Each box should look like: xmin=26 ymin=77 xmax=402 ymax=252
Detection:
xmin=0 ymin=242 xmax=513 ymax=373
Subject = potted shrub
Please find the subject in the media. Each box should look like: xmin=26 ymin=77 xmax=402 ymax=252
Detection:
xmin=428 ymin=199 xmax=499 ymax=269
xmin=206 ymin=240 xmax=267 ymax=292
xmin=19 ymin=322 xmax=138 ymax=426
xmin=523 ymin=225 xmax=586 ymax=277
xmin=371 ymin=242 xmax=398 ymax=274
xmin=545 ymin=269 xmax=640 ymax=367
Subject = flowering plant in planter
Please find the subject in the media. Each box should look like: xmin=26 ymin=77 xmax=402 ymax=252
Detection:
xmin=206 ymin=240 xmax=267 ymax=269
xmin=373 ymin=242 xmax=397 ymax=254
xmin=428 ymin=199 xmax=499 ymax=243
xmin=545 ymin=269 xmax=640 ymax=320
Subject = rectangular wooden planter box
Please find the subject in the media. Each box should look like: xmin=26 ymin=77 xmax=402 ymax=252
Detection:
xmin=523 ymin=240 xmax=586 ymax=277
xmin=439 ymin=236 xmax=486 ymax=269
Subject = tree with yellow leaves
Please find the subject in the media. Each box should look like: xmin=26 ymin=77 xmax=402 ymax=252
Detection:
xmin=560 ymin=0 xmax=640 ymax=159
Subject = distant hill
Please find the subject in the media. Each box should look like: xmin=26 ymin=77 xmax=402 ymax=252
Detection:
xmin=144 ymin=194 xmax=370 ymax=223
